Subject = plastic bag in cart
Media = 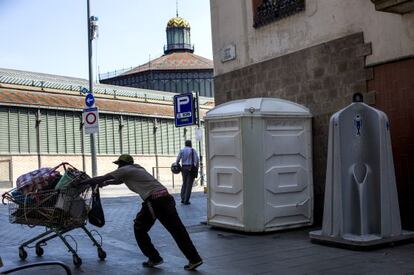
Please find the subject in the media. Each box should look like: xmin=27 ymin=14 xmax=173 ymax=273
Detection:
xmin=16 ymin=168 xmax=61 ymax=194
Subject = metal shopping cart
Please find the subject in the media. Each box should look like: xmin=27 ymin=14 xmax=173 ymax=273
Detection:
xmin=1 ymin=163 xmax=106 ymax=267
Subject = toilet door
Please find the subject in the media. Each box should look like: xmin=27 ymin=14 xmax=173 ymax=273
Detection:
xmin=263 ymin=118 xmax=313 ymax=229
xmin=207 ymin=119 xmax=244 ymax=229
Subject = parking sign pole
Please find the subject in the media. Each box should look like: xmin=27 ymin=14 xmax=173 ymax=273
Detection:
xmin=195 ymin=91 xmax=204 ymax=186
xmin=87 ymin=0 xmax=98 ymax=177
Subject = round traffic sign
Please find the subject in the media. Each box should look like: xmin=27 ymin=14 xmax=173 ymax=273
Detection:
xmin=85 ymin=112 xmax=97 ymax=125
xmin=85 ymin=93 xmax=95 ymax=107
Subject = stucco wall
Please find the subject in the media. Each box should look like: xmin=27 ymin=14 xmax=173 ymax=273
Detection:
xmin=2 ymin=154 xmax=187 ymax=190
xmin=210 ymin=0 xmax=414 ymax=76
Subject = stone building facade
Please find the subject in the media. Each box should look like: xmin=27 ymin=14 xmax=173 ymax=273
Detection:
xmin=210 ymin=0 xmax=414 ymax=225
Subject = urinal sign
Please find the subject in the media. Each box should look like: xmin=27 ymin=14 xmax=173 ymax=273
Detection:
xmin=354 ymin=114 xmax=362 ymax=136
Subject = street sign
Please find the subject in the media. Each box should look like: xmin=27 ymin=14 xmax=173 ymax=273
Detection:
xmin=81 ymin=87 xmax=90 ymax=94
xmin=174 ymin=93 xmax=195 ymax=127
xmin=83 ymin=107 xmax=99 ymax=134
xmin=85 ymin=93 xmax=95 ymax=107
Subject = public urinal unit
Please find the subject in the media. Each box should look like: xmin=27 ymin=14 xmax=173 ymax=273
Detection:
xmin=310 ymin=95 xmax=414 ymax=247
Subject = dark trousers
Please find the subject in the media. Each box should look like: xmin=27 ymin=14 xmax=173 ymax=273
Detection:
xmin=133 ymin=194 xmax=201 ymax=263
xmin=181 ymin=165 xmax=194 ymax=204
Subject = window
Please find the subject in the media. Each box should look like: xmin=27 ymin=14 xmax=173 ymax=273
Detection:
xmin=253 ymin=0 xmax=305 ymax=28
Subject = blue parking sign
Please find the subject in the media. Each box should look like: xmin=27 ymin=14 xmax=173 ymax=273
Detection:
xmin=174 ymin=93 xmax=195 ymax=127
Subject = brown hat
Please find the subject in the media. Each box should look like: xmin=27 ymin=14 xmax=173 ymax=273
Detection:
xmin=113 ymin=154 xmax=134 ymax=165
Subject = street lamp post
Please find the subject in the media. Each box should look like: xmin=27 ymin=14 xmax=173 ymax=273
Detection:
xmin=87 ymin=0 xmax=98 ymax=177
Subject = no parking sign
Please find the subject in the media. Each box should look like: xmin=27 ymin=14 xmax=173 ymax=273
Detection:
xmin=83 ymin=107 xmax=99 ymax=134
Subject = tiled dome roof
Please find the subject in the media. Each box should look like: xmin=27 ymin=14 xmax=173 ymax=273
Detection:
xmin=167 ymin=17 xmax=190 ymax=28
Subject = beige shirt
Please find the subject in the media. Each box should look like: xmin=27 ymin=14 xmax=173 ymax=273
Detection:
xmin=106 ymin=164 xmax=166 ymax=200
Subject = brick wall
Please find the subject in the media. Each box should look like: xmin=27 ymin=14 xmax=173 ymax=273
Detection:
xmin=368 ymin=58 xmax=414 ymax=228
xmin=214 ymin=33 xmax=372 ymax=223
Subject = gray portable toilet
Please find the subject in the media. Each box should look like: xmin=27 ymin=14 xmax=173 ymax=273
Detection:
xmin=205 ymin=98 xmax=313 ymax=232
xmin=310 ymin=94 xmax=414 ymax=247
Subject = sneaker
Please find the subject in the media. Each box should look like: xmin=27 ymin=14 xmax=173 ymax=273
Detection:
xmin=184 ymin=260 xmax=203 ymax=270
xmin=142 ymin=258 xmax=163 ymax=268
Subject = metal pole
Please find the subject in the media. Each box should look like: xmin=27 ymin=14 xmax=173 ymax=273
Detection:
xmin=153 ymin=119 xmax=159 ymax=180
xmin=87 ymin=0 xmax=98 ymax=177
xmin=195 ymin=91 xmax=204 ymax=186
xmin=36 ymin=109 xmax=42 ymax=169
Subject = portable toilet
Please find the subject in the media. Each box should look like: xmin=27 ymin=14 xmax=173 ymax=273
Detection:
xmin=205 ymin=97 xmax=313 ymax=232
xmin=310 ymin=93 xmax=414 ymax=247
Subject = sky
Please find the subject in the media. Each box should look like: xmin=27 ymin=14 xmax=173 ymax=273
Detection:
xmin=0 ymin=0 xmax=212 ymax=79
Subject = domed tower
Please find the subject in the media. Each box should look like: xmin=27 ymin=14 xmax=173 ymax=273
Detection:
xmin=100 ymin=10 xmax=214 ymax=97
xmin=164 ymin=15 xmax=194 ymax=54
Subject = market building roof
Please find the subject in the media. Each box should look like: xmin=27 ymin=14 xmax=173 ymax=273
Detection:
xmin=120 ymin=52 xmax=213 ymax=76
xmin=0 ymin=68 xmax=214 ymax=118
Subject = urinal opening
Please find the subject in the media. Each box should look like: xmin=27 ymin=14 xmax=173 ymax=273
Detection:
xmin=353 ymin=163 xmax=368 ymax=185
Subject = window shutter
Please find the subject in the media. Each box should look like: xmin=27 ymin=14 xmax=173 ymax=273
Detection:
xmin=65 ymin=112 xmax=75 ymax=154
xmin=74 ymin=114 xmax=82 ymax=154
xmin=142 ymin=118 xmax=150 ymax=154
xmin=105 ymin=116 xmax=115 ymax=154
xmin=56 ymin=111 xmax=66 ymax=154
xmin=127 ymin=117 xmax=135 ymax=154
xmin=168 ymin=121 xmax=175 ymax=155
xmin=161 ymin=120 xmax=169 ymax=155
xmin=47 ymin=111 xmax=57 ymax=154
xmin=98 ymin=114 xmax=107 ymax=154
xmin=155 ymin=120 xmax=162 ymax=155
xmin=113 ymin=116 xmax=121 ymax=154
xmin=0 ymin=107 xmax=9 ymax=153
xmin=9 ymin=109 xmax=19 ymax=153
xmin=28 ymin=110 xmax=38 ymax=154
xmin=18 ymin=109 xmax=29 ymax=153
xmin=39 ymin=110 xmax=48 ymax=153
xmin=135 ymin=118 xmax=143 ymax=154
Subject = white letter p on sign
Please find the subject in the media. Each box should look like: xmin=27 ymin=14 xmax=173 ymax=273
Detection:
xmin=177 ymin=96 xmax=189 ymax=113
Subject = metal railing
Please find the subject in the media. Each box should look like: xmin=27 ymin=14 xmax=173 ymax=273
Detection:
xmin=99 ymin=67 xmax=134 ymax=80
xmin=152 ymin=166 xmax=180 ymax=189
xmin=151 ymin=166 xmax=206 ymax=189
xmin=164 ymin=43 xmax=194 ymax=53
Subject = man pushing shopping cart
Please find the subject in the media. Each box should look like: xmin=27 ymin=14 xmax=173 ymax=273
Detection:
xmin=80 ymin=154 xmax=203 ymax=271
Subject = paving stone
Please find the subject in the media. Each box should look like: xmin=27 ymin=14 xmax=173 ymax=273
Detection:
xmin=2 ymin=192 xmax=414 ymax=274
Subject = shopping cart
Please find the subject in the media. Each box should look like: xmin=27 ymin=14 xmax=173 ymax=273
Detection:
xmin=1 ymin=162 xmax=106 ymax=267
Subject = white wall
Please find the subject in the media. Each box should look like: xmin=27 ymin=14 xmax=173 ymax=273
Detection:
xmin=210 ymin=0 xmax=414 ymax=75
xmin=4 ymin=154 xmax=181 ymax=189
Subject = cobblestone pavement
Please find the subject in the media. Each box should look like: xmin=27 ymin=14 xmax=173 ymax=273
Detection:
xmin=2 ymin=192 xmax=414 ymax=274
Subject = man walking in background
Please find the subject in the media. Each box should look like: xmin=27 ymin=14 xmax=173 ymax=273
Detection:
xmin=176 ymin=140 xmax=199 ymax=205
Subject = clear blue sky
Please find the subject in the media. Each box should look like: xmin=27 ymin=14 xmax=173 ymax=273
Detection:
xmin=0 ymin=0 xmax=212 ymax=79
